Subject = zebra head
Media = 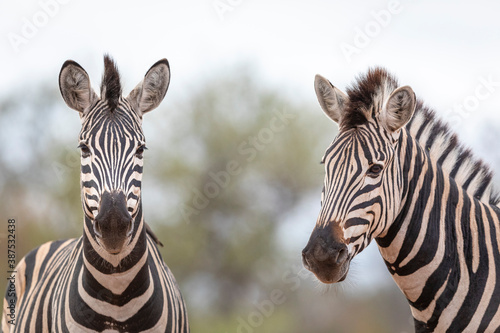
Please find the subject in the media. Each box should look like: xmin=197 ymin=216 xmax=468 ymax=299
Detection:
xmin=302 ymin=69 xmax=416 ymax=283
xmin=58 ymin=56 xmax=170 ymax=255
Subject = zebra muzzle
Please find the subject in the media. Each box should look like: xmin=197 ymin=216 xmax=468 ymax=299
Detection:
xmin=302 ymin=224 xmax=350 ymax=283
xmin=93 ymin=191 xmax=134 ymax=254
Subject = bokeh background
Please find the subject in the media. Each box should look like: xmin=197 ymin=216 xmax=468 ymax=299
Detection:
xmin=2 ymin=1 xmax=500 ymax=332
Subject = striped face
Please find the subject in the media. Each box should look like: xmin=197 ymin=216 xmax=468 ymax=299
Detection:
xmin=319 ymin=121 xmax=400 ymax=253
xmin=78 ymin=98 xmax=145 ymax=240
xmin=303 ymin=72 xmax=416 ymax=283
xmin=59 ymin=56 xmax=170 ymax=256
xmin=303 ymin=120 xmax=402 ymax=283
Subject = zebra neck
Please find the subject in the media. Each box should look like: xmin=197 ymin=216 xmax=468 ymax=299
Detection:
xmin=378 ymin=131 xmax=454 ymax=272
xmin=377 ymin=130 xmax=500 ymax=326
xmin=69 ymin=210 xmax=167 ymax=327
xmin=79 ymin=211 xmax=152 ymax=303
xmin=79 ymin=243 xmax=152 ymax=303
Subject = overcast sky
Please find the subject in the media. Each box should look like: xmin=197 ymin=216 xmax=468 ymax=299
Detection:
xmin=3 ymin=0 xmax=500 ymax=148
xmin=3 ymin=0 xmax=500 ymax=289
xmin=2 ymin=0 xmax=500 ymax=107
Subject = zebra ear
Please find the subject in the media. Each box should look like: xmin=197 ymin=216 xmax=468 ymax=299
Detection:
xmin=59 ymin=60 xmax=98 ymax=114
xmin=127 ymin=59 xmax=170 ymax=116
xmin=314 ymin=74 xmax=347 ymax=123
xmin=381 ymin=86 xmax=416 ymax=132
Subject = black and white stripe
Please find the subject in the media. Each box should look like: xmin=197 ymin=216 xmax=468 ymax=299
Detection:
xmin=2 ymin=56 xmax=188 ymax=332
xmin=303 ymin=68 xmax=500 ymax=332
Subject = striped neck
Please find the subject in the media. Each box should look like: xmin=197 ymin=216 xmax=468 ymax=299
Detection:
xmin=377 ymin=128 xmax=449 ymax=282
xmin=67 ymin=210 xmax=157 ymax=328
xmin=75 ymin=206 xmax=152 ymax=322
xmin=377 ymin=128 xmax=500 ymax=330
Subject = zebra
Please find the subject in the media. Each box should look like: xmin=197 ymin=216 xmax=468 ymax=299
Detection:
xmin=302 ymin=67 xmax=500 ymax=332
xmin=2 ymin=56 xmax=189 ymax=332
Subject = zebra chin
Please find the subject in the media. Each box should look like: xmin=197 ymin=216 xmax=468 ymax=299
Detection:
xmin=306 ymin=263 xmax=350 ymax=284
xmin=93 ymin=191 xmax=134 ymax=255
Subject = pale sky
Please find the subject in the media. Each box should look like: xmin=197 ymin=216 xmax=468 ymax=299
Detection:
xmin=2 ymin=0 xmax=500 ymax=290
xmin=2 ymin=0 xmax=500 ymax=109
xmin=3 ymin=0 xmax=500 ymax=147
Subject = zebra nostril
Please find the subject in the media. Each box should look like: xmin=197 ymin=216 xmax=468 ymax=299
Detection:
xmin=336 ymin=247 xmax=348 ymax=264
xmin=94 ymin=220 xmax=102 ymax=238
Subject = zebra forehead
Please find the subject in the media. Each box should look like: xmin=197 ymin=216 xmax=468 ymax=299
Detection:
xmin=341 ymin=67 xmax=399 ymax=130
xmin=80 ymin=102 xmax=144 ymax=141
xmin=86 ymin=99 xmax=140 ymax=123
xmin=327 ymin=125 xmax=390 ymax=161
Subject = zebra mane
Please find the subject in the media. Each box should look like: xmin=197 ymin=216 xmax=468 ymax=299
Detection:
xmin=344 ymin=67 xmax=500 ymax=206
xmin=101 ymin=55 xmax=122 ymax=111
xmin=342 ymin=67 xmax=399 ymax=130
xmin=407 ymin=103 xmax=499 ymax=205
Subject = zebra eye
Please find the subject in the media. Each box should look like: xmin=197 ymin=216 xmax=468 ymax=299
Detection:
xmin=367 ymin=164 xmax=383 ymax=176
xmin=78 ymin=143 xmax=91 ymax=158
xmin=135 ymin=145 xmax=147 ymax=157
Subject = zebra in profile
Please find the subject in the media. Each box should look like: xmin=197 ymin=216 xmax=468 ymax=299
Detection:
xmin=2 ymin=56 xmax=189 ymax=332
xmin=302 ymin=68 xmax=500 ymax=332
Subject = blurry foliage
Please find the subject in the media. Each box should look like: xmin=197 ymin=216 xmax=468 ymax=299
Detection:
xmin=0 ymin=70 xmax=412 ymax=332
